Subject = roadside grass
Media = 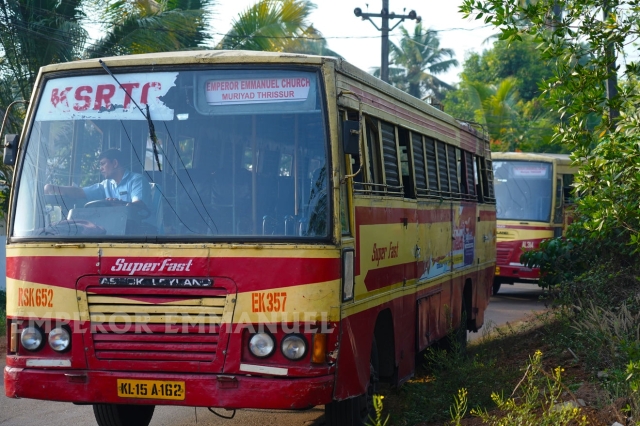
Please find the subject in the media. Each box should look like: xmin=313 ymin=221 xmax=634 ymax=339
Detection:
xmin=378 ymin=307 xmax=637 ymax=426
xmin=381 ymin=315 xmax=556 ymax=425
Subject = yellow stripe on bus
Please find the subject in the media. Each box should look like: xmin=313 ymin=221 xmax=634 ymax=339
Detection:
xmin=6 ymin=278 xmax=78 ymax=319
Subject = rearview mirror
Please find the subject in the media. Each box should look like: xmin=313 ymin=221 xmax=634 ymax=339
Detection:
xmin=342 ymin=120 xmax=359 ymax=156
xmin=4 ymin=134 xmax=17 ymax=166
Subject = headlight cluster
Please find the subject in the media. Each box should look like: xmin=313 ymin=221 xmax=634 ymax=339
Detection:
xmin=20 ymin=326 xmax=70 ymax=352
xmin=248 ymin=332 xmax=307 ymax=361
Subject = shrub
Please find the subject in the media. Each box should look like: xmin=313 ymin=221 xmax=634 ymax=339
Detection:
xmin=468 ymin=350 xmax=588 ymax=426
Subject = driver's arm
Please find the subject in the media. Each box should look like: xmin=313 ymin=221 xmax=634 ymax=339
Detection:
xmin=44 ymin=184 xmax=86 ymax=198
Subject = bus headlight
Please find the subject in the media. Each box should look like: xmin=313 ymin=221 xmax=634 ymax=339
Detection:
xmin=249 ymin=333 xmax=275 ymax=358
xmin=20 ymin=326 xmax=44 ymax=351
xmin=48 ymin=327 xmax=71 ymax=352
xmin=281 ymin=334 xmax=307 ymax=361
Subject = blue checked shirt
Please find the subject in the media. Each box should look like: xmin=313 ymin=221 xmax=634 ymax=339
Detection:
xmin=82 ymin=171 xmax=151 ymax=207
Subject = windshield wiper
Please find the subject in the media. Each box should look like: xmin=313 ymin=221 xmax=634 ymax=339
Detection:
xmin=98 ymin=59 xmax=162 ymax=171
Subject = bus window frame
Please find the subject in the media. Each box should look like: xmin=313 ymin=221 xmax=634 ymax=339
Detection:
xmin=8 ymin=64 xmax=335 ymax=244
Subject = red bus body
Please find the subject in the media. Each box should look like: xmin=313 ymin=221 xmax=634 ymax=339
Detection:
xmin=4 ymin=52 xmax=495 ymax=425
xmin=492 ymin=153 xmax=577 ymax=293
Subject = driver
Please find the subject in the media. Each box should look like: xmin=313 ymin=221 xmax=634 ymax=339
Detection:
xmin=44 ymin=149 xmax=151 ymax=210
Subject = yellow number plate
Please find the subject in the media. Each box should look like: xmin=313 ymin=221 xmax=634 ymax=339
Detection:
xmin=117 ymin=379 xmax=185 ymax=400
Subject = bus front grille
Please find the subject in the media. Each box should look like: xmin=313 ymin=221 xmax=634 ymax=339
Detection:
xmin=87 ymin=291 xmax=227 ymax=362
xmin=496 ymin=247 xmax=513 ymax=265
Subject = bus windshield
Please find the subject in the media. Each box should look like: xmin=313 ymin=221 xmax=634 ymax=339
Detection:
xmin=12 ymin=68 xmax=329 ymax=240
xmin=493 ymin=160 xmax=552 ymax=222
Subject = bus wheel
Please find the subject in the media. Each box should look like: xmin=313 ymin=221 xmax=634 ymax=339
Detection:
xmin=93 ymin=404 xmax=155 ymax=426
xmin=492 ymin=279 xmax=502 ymax=295
xmin=438 ymin=302 xmax=468 ymax=354
xmin=325 ymin=338 xmax=379 ymax=426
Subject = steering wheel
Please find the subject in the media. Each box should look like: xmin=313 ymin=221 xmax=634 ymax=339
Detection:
xmin=84 ymin=199 xmax=123 ymax=208
xmin=84 ymin=199 xmax=151 ymax=220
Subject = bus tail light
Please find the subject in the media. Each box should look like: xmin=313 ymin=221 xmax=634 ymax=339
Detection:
xmin=342 ymin=249 xmax=355 ymax=301
xmin=311 ymin=333 xmax=327 ymax=364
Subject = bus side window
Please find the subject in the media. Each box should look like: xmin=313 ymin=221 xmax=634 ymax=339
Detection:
xmin=447 ymin=144 xmax=460 ymax=197
xmin=554 ymin=177 xmax=564 ymax=224
xmin=463 ymin=151 xmax=476 ymax=199
xmin=424 ymin=137 xmax=439 ymax=197
xmin=364 ymin=117 xmax=383 ymax=193
xmin=397 ymin=128 xmax=415 ymax=198
xmin=563 ymin=174 xmax=575 ymax=204
xmin=476 ymin=157 xmax=495 ymax=203
xmin=411 ymin=132 xmax=427 ymax=198
xmin=485 ymin=159 xmax=495 ymax=201
xmin=380 ymin=121 xmax=402 ymax=196
xmin=435 ymin=140 xmax=450 ymax=197
xmin=344 ymin=110 xmax=363 ymax=190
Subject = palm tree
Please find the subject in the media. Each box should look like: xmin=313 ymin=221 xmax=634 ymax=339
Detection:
xmin=373 ymin=23 xmax=458 ymax=101
xmin=0 ymin=0 xmax=86 ymax=100
xmin=0 ymin=0 xmax=88 ymax=220
xmin=465 ymin=77 xmax=520 ymax=145
xmin=86 ymin=0 xmax=213 ymax=57
xmin=217 ymin=0 xmax=339 ymax=56
xmin=462 ymin=77 xmax=556 ymax=152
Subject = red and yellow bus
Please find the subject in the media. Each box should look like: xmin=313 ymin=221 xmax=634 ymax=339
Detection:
xmin=3 ymin=51 xmax=495 ymax=426
xmin=492 ymin=152 xmax=577 ymax=294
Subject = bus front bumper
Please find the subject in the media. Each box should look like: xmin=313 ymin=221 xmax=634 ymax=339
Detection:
xmin=495 ymin=263 xmax=539 ymax=281
xmin=4 ymin=366 xmax=334 ymax=409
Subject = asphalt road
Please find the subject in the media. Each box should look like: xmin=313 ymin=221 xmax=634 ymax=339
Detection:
xmin=1 ymin=282 xmax=545 ymax=426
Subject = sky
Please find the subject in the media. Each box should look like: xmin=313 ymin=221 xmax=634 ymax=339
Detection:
xmin=206 ymin=0 xmax=498 ymax=86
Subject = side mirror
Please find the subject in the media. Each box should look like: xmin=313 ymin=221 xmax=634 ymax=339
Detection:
xmin=4 ymin=134 xmax=17 ymax=166
xmin=342 ymin=120 xmax=360 ymax=156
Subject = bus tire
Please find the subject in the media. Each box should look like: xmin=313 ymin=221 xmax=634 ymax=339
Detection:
xmin=325 ymin=338 xmax=379 ymax=426
xmin=492 ymin=279 xmax=502 ymax=295
xmin=93 ymin=403 xmax=155 ymax=426
xmin=438 ymin=300 xmax=468 ymax=354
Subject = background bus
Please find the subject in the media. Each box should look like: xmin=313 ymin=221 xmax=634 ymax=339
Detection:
xmin=4 ymin=51 xmax=495 ymax=426
xmin=492 ymin=152 xmax=577 ymax=294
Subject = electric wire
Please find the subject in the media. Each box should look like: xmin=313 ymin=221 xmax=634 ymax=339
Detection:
xmin=161 ymin=121 xmax=219 ymax=233
xmin=117 ymin=120 xmax=200 ymax=235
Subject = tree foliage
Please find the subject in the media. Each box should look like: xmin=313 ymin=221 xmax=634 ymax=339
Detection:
xmin=87 ymin=0 xmax=213 ymax=57
xmin=444 ymin=36 xmax=561 ymax=152
xmin=372 ymin=24 xmax=458 ymax=101
xmin=460 ymin=0 xmax=640 ymax=242
xmin=217 ymin=0 xmax=338 ymax=56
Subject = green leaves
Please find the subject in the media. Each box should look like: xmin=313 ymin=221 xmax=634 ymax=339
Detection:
xmin=371 ymin=24 xmax=458 ymax=101
xmin=443 ymin=35 xmax=561 ymax=152
xmin=461 ymin=0 xmax=640 ymax=249
xmin=216 ymin=0 xmax=337 ymax=56
xmin=87 ymin=0 xmax=213 ymax=57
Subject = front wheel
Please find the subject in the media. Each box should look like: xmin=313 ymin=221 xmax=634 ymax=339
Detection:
xmin=492 ymin=279 xmax=502 ymax=295
xmin=93 ymin=404 xmax=155 ymax=426
xmin=325 ymin=338 xmax=379 ymax=426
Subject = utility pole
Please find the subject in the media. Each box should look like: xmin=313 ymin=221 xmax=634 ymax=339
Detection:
xmin=354 ymin=1 xmax=421 ymax=83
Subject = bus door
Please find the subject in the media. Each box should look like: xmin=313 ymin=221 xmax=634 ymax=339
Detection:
xmin=552 ymin=167 xmax=565 ymax=238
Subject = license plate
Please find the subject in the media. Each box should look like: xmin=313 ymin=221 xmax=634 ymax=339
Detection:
xmin=117 ymin=379 xmax=185 ymax=400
